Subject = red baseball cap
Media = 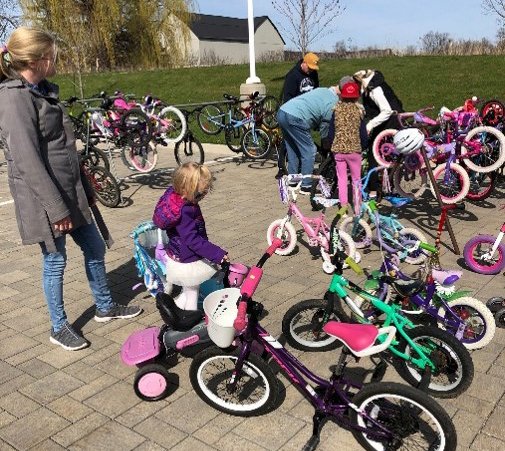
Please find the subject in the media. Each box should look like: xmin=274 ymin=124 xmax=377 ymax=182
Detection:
xmin=340 ymin=82 xmax=360 ymax=99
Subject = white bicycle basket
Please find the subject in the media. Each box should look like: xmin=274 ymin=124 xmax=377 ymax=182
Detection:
xmin=203 ymin=288 xmax=241 ymax=348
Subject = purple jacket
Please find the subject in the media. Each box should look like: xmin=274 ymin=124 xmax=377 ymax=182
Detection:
xmin=152 ymin=187 xmax=226 ymax=264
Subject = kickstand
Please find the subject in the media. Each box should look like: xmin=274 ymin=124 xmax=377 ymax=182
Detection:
xmin=303 ymin=411 xmax=328 ymax=451
xmin=417 ymin=366 xmax=432 ymax=392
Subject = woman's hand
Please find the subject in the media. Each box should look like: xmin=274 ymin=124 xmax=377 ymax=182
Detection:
xmin=53 ymin=216 xmax=73 ymax=233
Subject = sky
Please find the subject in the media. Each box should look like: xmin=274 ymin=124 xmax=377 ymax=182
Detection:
xmin=196 ymin=0 xmax=501 ymax=51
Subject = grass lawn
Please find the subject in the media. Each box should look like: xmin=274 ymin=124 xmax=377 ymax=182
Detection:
xmin=53 ymin=55 xmax=505 ymax=144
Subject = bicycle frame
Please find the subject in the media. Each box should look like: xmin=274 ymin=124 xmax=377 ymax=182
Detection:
xmin=326 ymin=274 xmax=435 ymax=371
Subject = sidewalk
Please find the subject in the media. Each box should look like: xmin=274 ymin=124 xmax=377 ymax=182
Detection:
xmin=0 ymin=146 xmax=504 ymax=450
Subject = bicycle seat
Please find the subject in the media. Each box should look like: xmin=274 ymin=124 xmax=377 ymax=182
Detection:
xmin=432 ymin=269 xmax=462 ymax=286
xmin=156 ymin=293 xmax=203 ymax=331
xmin=390 ymin=278 xmax=425 ymax=297
xmin=323 ymin=322 xmax=378 ymax=353
xmin=223 ymin=93 xmax=239 ymax=102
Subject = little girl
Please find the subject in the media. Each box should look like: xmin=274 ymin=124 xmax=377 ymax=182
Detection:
xmin=152 ymin=162 xmax=228 ymax=311
xmin=329 ymin=81 xmax=368 ymax=213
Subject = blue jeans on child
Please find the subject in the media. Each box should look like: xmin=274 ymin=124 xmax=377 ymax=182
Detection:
xmin=277 ymin=110 xmax=316 ymax=188
xmin=40 ymin=221 xmax=115 ymax=332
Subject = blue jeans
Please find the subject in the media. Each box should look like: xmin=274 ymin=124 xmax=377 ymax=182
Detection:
xmin=277 ymin=110 xmax=316 ymax=187
xmin=40 ymin=222 xmax=114 ymax=332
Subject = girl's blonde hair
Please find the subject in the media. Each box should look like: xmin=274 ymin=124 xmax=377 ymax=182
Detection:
xmin=173 ymin=162 xmax=213 ymax=203
xmin=0 ymin=27 xmax=56 ymax=82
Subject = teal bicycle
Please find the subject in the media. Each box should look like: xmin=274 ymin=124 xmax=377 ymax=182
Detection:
xmin=282 ymin=226 xmax=474 ymax=399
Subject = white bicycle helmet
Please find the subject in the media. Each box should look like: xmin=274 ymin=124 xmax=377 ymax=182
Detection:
xmin=393 ymin=128 xmax=425 ymax=155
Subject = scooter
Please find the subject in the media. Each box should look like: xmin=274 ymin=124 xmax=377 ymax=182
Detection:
xmin=120 ymin=261 xmax=249 ymax=401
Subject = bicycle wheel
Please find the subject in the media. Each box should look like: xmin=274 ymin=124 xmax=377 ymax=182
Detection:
xmin=260 ymin=95 xmax=280 ymax=129
xmin=189 ymin=346 xmax=279 ymax=416
xmin=480 ymin=99 xmax=505 ymax=127
xmin=174 ymin=136 xmax=205 ymax=165
xmin=339 ymin=217 xmax=373 ymax=249
xmin=266 ymin=219 xmax=297 ymax=255
xmin=121 ymin=109 xmax=152 ymax=146
xmin=395 ymin=325 xmax=474 ymax=398
xmin=466 ymin=170 xmax=496 ymax=201
xmin=460 ymin=126 xmax=505 ymax=173
xmin=81 ymin=146 xmax=110 ymax=171
xmin=124 ymin=141 xmax=158 ymax=173
xmin=350 ymin=382 xmax=456 ymax=451
xmin=310 ymin=156 xmax=337 ymax=211
xmin=197 ymin=104 xmax=224 ymax=135
xmin=397 ymin=227 xmax=428 ymax=265
xmin=134 ymin=363 xmax=172 ymax=401
xmin=224 ymin=121 xmax=246 ymax=153
xmin=158 ymin=106 xmax=186 ymax=143
xmin=436 ymin=296 xmax=496 ymax=350
xmin=392 ymin=164 xmax=428 ymax=199
xmin=463 ymin=234 xmax=505 ymax=275
xmin=282 ymin=299 xmax=346 ymax=351
xmin=430 ymin=163 xmax=470 ymax=204
xmin=87 ymin=165 xmax=121 ymax=208
xmin=495 ymin=307 xmax=505 ymax=328
xmin=372 ymin=129 xmax=398 ymax=168
xmin=242 ymin=128 xmax=271 ymax=159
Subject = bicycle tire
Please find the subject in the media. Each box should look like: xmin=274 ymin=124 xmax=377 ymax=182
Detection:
xmin=242 ymin=127 xmax=271 ymax=159
xmin=372 ymin=129 xmax=398 ymax=168
xmin=339 ymin=217 xmax=373 ymax=249
xmin=480 ymin=99 xmax=505 ymax=127
xmin=158 ymin=106 xmax=187 ymax=143
xmin=350 ymin=382 xmax=457 ymax=451
xmin=430 ymin=163 xmax=470 ymax=204
xmin=394 ymin=325 xmax=474 ymax=398
xmin=392 ymin=163 xmax=428 ymax=199
xmin=224 ymin=122 xmax=246 ymax=153
xmin=466 ymin=170 xmax=496 ymax=201
xmin=436 ymin=296 xmax=496 ymax=350
xmin=123 ymin=141 xmax=158 ymax=173
xmin=260 ymin=95 xmax=280 ymax=130
xmin=196 ymin=104 xmax=224 ymax=135
xmin=133 ymin=363 xmax=172 ymax=402
xmin=174 ymin=136 xmax=205 ymax=165
xmin=460 ymin=126 xmax=505 ymax=173
xmin=121 ymin=108 xmax=152 ymax=146
xmin=282 ymin=299 xmax=346 ymax=351
xmin=189 ymin=346 xmax=279 ymax=417
xmin=266 ymin=219 xmax=297 ymax=255
xmin=463 ymin=234 xmax=505 ymax=275
xmin=87 ymin=165 xmax=121 ymax=208
xmin=81 ymin=146 xmax=110 ymax=171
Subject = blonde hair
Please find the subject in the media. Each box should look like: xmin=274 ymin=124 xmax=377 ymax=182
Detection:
xmin=172 ymin=162 xmax=213 ymax=203
xmin=0 ymin=27 xmax=56 ymax=81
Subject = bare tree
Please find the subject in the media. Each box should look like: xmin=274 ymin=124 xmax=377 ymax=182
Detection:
xmin=0 ymin=0 xmax=21 ymax=42
xmin=272 ymin=0 xmax=345 ymax=54
xmin=420 ymin=31 xmax=452 ymax=55
xmin=483 ymin=0 xmax=505 ymax=21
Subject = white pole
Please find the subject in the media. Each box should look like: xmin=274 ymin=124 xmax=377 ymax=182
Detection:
xmin=246 ymin=0 xmax=261 ymax=84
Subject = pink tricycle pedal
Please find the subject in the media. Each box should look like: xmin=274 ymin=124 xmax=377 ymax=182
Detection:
xmin=121 ymin=327 xmax=161 ymax=366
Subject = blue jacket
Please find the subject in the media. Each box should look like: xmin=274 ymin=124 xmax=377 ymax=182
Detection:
xmin=279 ymin=87 xmax=338 ymax=139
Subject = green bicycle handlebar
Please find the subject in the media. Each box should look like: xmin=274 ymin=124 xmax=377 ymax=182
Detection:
xmin=344 ymin=256 xmax=364 ymax=275
xmin=419 ymin=242 xmax=437 ymax=253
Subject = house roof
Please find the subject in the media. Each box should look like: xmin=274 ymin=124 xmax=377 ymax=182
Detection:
xmin=189 ymin=13 xmax=285 ymax=45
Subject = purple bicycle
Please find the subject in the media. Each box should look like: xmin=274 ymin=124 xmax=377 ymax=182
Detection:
xmin=188 ymin=239 xmax=457 ymax=450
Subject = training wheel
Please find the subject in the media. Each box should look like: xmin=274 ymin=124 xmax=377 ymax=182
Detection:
xmin=134 ymin=363 xmax=172 ymax=401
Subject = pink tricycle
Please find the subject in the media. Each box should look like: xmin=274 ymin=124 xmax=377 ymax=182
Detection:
xmin=121 ymin=261 xmax=249 ymax=401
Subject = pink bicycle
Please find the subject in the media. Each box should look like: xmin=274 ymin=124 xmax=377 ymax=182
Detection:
xmin=464 ymin=207 xmax=505 ymax=275
xmin=266 ymin=175 xmax=358 ymax=274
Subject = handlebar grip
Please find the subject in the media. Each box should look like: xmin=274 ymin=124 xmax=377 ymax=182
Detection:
xmin=233 ymin=300 xmax=248 ymax=331
xmin=419 ymin=242 xmax=437 ymax=253
xmin=266 ymin=238 xmax=283 ymax=256
xmin=345 ymin=256 xmax=363 ymax=275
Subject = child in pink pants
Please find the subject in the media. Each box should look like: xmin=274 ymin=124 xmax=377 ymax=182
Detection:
xmin=329 ymin=81 xmax=368 ymax=214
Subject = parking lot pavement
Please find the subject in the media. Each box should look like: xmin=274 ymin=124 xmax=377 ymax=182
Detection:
xmin=0 ymin=146 xmax=504 ymax=450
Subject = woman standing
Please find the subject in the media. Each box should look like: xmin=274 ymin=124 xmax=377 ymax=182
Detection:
xmin=0 ymin=27 xmax=141 ymax=351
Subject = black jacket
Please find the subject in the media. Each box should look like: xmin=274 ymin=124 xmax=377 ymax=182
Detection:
xmin=282 ymin=60 xmax=319 ymax=103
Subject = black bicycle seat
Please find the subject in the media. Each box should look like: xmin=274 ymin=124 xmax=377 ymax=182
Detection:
xmin=156 ymin=293 xmax=203 ymax=331
xmin=390 ymin=278 xmax=425 ymax=297
xmin=223 ymin=93 xmax=239 ymax=102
